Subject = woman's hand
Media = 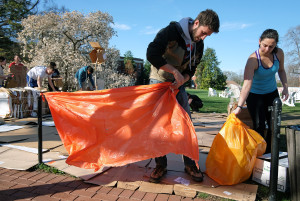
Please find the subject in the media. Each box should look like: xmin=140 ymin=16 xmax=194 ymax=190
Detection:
xmin=232 ymin=106 xmax=242 ymax=115
xmin=281 ymin=88 xmax=289 ymax=101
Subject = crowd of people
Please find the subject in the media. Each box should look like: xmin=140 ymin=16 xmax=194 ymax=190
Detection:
xmin=0 ymin=8 xmax=290 ymax=184
xmin=0 ymin=56 xmax=96 ymax=91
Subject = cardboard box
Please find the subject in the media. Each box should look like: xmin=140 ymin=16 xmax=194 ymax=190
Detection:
xmin=6 ymin=65 xmax=27 ymax=88
xmin=89 ymin=42 xmax=106 ymax=64
xmin=252 ymin=152 xmax=289 ymax=192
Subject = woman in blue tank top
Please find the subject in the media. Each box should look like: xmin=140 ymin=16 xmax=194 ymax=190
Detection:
xmin=233 ymin=29 xmax=289 ymax=153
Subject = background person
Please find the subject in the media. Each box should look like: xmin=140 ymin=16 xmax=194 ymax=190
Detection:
xmin=233 ymin=29 xmax=289 ymax=153
xmin=75 ymin=66 xmax=96 ymax=91
xmin=0 ymin=56 xmax=12 ymax=87
xmin=8 ymin=55 xmax=24 ymax=69
xmin=146 ymin=9 xmax=220 ymax=183
xmin=48 ymin=68 xmax=62 ymax=91
xmin=26 ymin=62 xmax=57 ymax=91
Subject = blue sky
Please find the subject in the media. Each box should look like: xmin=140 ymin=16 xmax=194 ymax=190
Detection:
xmin=51 ymin=0 xmax=300 ymax=73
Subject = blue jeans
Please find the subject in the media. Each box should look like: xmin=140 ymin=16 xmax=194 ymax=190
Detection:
xmin=26 ymin=75 xmax=38 ymax=87
xmin=150 ymin=79 xmax=195 ymax=168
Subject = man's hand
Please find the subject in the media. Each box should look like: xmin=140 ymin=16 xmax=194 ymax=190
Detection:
xmin=160 ymin=64 xmax=185 ymax=89
xmin=171 ymin=69 xmax=184 ymax=89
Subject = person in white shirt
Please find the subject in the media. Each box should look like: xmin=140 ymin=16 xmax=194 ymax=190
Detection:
xmin=26 ymin=62 xmax=57 ymax=91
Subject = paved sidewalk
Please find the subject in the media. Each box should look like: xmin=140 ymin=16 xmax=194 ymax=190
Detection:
xmin=0 ymin=167 xmax=205 ymax=201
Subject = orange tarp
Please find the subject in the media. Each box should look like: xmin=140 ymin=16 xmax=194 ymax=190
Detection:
xmin=43 ymin=82 xmax=199 ymax=171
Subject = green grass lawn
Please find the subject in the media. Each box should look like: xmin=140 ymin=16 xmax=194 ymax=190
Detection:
xmin=186 ymin=88 xmax=231 ymax=113
xmin=187 ymin=88 xmax=300 ymax=116
xmin=187 ymin=88 xmax=300 ymax=201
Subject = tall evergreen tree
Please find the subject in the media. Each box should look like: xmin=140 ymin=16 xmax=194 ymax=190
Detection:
xmin=123 ymin=50 xmax=135 ymax=74
xmin=195 ymin=48 xmax=227 ymax=90
xmin=142 ymin=60 xmax=151 ymax=84
xmin=0 ymin=0 xmax=40 ymax=60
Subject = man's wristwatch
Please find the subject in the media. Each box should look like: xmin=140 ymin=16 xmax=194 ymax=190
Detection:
xmin=237 ymin=105 xmax=243 ymax=109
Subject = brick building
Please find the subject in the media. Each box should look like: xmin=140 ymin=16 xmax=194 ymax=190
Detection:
xmin=118 ymin=57 xmax=145 ymax=85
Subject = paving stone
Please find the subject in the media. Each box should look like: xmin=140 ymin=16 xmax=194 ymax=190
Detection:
xmin=86 ymin=184 xmax=103 ymax=193
xmin=29 ymin=172 xmax=51 ymax=182
xmin=74 ymin=196 xmax=99 ymax=201
xmin=142 ymin=192 xmax=157 ymax=201
xmin=0 ymin=188 xmax=19 ymax=196
xmin=108 ymin=187 xmax=124 ymax=196
xmin=31 ymin=186 xmax=56 ymax=196
xmin=66 ymin=180 xmax=83 ymax=188
xmin=10 ymin=171 xmax=29 ymax=178
xmin=119 ymin=189 xmax=135 ymax=198
xmin=0 ymin=193 xmax=16 ymax=201
xmin=155 ymin=194 xmax=170 ymax=201
xmin=0 ymin=174 xmax=16 ymax=182
xmin=181 ymin=198 xmax=193 ymax=201
xmin=0 ymin=179 xmax=17 ymax=189
xmin=70 ymin=188 xmax=96 ymax=198
xmin=0 ymin=168 xmax=11 ymax=175
xmin=12 ymin=177 xmax=36 ymax=186
xmin=93 ymin=192 xmax=118 ymax=201
xmin=49 ymin=184 xmax=75 ymax=193
xmin=51 ymin=191 xmax=78 ymax=201
xmin=30 ymin=181 xmax=56 ymax=190
xmin=32 ymin=194 xmax=59 ymax=201
xmin=10 ymin=183 xmax=37 ymax=192
xmin=37 ymin=174 xmax=58 ymax=183
xmin=57 ymin=176 xmax=76 ymax=186
xmin=97 ymin=186 xmax=113 ymax=194
xmin=21 ymin=171 xmax=40 ymax=179
xmin=76 ymin=182 xmax=93 ymax=189
xmin=1 ymin=169 xmax=19 ymax=176
xmin=46 ymin=174 xmax=67 ymax=184
xmin=10 ymin=190 xmax=38 ymax=200
xmin=168 ymin=194 xmax=183 ymax=201
xmin=130 ymin=190 xmax=146 ymax=200
xmin=117 ymin=197 xmax=133 ymax=201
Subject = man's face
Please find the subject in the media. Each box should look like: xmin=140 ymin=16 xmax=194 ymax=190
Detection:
xmin=46 ymin=68 xmax=54 ymax=75
xmin=191 ymin=20 xmax=213 ymax=42
xmin=14 ymin=56 xmax=21 ymax=63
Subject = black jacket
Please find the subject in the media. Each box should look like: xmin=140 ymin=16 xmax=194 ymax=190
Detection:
xmin=147 ymin=21 xmax=204 ymax=82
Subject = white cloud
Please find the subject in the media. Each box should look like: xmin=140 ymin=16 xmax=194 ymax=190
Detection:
xmin=221 ymin=22 xmax=252 ymax=31
xmin=140 ymin=26 xmax=160 ymax=35
xmin=111 ymin=23 xmax=131 ymax=30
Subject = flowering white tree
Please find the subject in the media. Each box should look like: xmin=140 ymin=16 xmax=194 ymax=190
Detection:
xmin=284 ymin=25 xmax=300 ymax=87
xmin=17 ymin=11 xmax=135 ymax=91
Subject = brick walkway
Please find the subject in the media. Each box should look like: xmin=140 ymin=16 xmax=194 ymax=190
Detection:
xmin=0 ymin=167 xmax=205 ymax=201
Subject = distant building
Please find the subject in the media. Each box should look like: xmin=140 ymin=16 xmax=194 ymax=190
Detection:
xmin=118 ymin=57 xmax=145 ymax=85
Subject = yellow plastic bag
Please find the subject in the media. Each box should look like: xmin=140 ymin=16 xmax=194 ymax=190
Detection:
xmin=205 ymin=113 xmax=266 ymax=185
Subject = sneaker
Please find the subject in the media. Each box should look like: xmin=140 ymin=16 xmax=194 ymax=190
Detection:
xmin=184 ymin=165 xmax=204 ymax=182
